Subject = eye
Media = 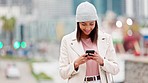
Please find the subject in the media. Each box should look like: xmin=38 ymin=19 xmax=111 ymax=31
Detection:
xmin=81 ymin=23 xmax=86 ymax=26
xmin=90 ymin=23 xmax=94 ymax=26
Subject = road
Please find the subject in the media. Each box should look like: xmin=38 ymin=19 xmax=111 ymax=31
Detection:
xmin=0 ymin=60 xmax=37 ymax=83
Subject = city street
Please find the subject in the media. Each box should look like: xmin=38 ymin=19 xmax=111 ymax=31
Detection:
xmin=0 ymin=60 xmax=37 ymax=83
xmin=0 ymin=0 xmax=147 ymax=83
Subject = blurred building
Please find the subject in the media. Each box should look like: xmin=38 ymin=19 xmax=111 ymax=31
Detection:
xmin=0 ymin=0 xmax=148 ymax=44
xmin=126 ymin=0 xmax=148 ymax=23
xmin=0 ymin=0 xmax=74 ymax=43
xmin=33 ymin=0 xmax=73 ymax=19
xmin=73 ymin=0 xmax=125 ymax=16
xmin=0 ymin=0 xmax=33 ymax=45
xmin=24 ymin=0 xmax=74 ymax=42
xmin=0 ymin=0 xmax=33 ymax=16
xmin=73 ymin=0 xmax=148 ymax=23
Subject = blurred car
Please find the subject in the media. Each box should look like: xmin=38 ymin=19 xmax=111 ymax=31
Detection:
xmin=5 ymin=63 xmax=21 ymax=79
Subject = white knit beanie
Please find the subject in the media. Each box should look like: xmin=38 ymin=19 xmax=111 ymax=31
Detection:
xmin=76 ymin=1 xmax=98 ymax=22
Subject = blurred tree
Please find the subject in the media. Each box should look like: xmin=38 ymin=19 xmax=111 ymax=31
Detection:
xmin=0 ymin=16 xmax=16 ymax=47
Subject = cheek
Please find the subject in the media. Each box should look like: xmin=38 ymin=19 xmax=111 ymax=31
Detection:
xmin=79 ymin=25 xmax=85 ymax=30
xmin=91 ymin=26 xmax=95 ymax=30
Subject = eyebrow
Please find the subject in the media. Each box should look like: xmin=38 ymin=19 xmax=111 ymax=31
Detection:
xmin=81 ymin=22 xmax=86 ymax=24
xmin=81 ymin=22 xmax=94 ymax=24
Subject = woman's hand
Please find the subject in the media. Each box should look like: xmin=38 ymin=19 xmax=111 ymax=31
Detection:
xmin=74 ymin=54 xmax=89 ymax=69
xmin=91 ymin=52 xmax=104 ymax=66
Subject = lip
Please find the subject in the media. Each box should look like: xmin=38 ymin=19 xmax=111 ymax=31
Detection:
xmin=84 ymin=30 xmax=91 ymax=34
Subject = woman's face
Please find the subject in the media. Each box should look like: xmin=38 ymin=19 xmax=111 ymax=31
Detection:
xmin=79 ymin=21 xmax=96 ymax=36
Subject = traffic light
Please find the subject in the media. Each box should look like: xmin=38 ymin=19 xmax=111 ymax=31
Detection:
xmin=21 ymin=41 xmax=27 ymax=48
xmin=13 ymin=41 xmax=27 ymax=49
xmin=0 ymin=41 xmax=4 ymax=49
xmin=14 ymin=41 xmax=21 ymax=49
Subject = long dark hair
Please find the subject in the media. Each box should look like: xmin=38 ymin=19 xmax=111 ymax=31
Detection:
xmin=76 ymin=21 xmax=98 ymax=43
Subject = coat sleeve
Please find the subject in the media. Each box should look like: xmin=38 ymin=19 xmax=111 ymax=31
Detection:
xmin=59 ymin=36 xmax=79 ymax=79
xmin=101 ymin=35 xmax=120 ymax=75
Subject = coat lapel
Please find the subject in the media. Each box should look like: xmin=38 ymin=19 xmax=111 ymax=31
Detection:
xmin=69 ymin=32 xmax=85 ymax=56
xmin=69 ymin=30 xmax=108 ymax=57
xmin=70 ymin=39 xmax=85 ymax=56
xmin=97 ymin=30 xmax=108 ymax=57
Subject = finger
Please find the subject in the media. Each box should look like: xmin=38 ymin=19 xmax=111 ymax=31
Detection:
xmin=91 ymin=56 xmax=99 ymax=60
xmin=94 ymin=52 xmax=100 ymax=57
xmin=87 ymin=55 xmax=91 ymax=58
xmin=82 ymin=54 xmax=87 ymax=57
xmin=87 ymin=55 xmax=93 ymax=59
xmin=91 ymin=53 xmax=95 ymax=56
xmin=91 ymin=56 xmax=96 ymax=59
xmin=81 ymin=58 xmax=87 ymax=63
xmin=94 ymin=52 xmax=98 ymax=54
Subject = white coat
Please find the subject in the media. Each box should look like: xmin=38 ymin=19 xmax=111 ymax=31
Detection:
xmin=59 ymin=30 xmax=119 ymax=83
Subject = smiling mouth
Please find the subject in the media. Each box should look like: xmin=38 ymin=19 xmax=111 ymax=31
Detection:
xmin=85 ymin=30 xmax=91 ymax=33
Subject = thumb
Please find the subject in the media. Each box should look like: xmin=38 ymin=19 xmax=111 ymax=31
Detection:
xmin=82 ymin=54 xmax=87 ymax=57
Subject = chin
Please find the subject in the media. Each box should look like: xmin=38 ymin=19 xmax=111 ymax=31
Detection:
xmin=85 ymin=33 xmax=90 ymax=35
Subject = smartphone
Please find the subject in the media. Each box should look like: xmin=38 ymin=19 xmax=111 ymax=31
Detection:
xmin=85 ymin=50 xmax=95 ymax=56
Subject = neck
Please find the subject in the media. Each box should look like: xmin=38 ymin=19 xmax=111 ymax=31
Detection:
xmin=81 ymin=34 xmax=90 ymax=39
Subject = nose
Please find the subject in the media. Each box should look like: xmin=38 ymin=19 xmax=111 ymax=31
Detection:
xmin=85 ymin=26 xmax=91 ymax=30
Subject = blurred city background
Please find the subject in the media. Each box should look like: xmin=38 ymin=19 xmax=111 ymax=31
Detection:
xmin=0 ymin=0 xmax=148 ymax=83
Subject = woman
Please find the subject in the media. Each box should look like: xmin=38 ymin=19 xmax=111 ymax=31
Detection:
xmin=59 ymin=1 xmax=119 ymax=83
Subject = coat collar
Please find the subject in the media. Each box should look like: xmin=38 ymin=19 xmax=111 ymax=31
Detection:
xmin=70 ymin=30 xmax=107 ymax=56
xmin=97 ymin=30 xmax=107 ymax=52
xmin=70 ymin=31 xmax=85 ymax=56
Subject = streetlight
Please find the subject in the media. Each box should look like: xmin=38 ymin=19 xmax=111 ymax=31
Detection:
xmin=126 ymin=18 xmax=133 ymax=25
xmin=116 ymin=20 xmax=122 ymax=28
xmin=21 ymin=41 xmax=27 ymax=48
xmin=13 ymin=41 xmax=21 ymax=49
xmin=13 ymin=41 xmax=27 ymax=49
xmin=115 ymin=20 xmax=125 ymax=53
xmin=126 ymin=18 xmax=133 ymax=36
xmin=0 ymin=41 xmax=4 ymax=49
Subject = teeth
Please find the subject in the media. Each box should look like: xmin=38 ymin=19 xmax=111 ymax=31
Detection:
xmin=86 ymin=31 xmax=90 ymax=33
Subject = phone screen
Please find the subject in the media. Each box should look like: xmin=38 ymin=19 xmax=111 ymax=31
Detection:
xmin=86 ymin=50 xmax=95 ymax=56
